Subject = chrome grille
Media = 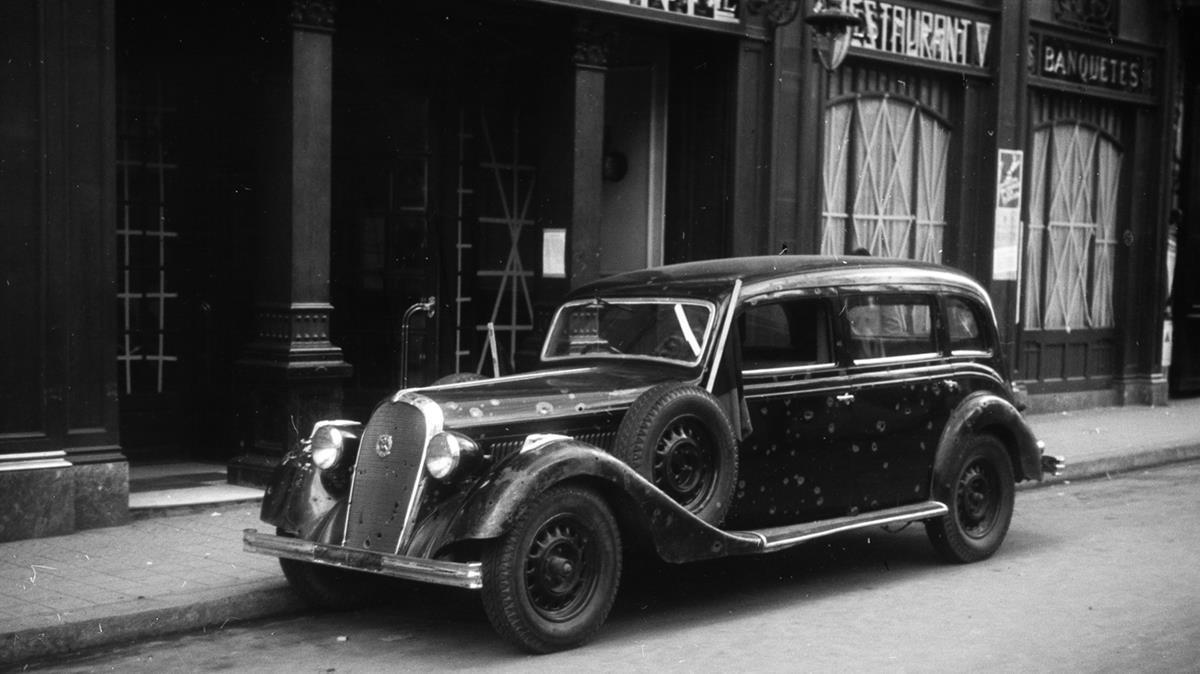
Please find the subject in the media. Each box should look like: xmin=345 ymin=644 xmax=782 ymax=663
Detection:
xmin=343 ymin=399 xmax=432 ymax=554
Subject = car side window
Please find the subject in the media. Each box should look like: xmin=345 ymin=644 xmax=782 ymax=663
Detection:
xmin=842 ymin=294 xmax=936 ymax=360
xmin=946 ymin=297 xmax=989 ymax=354
xmin=739 ymin=299 xmax=833 ymax=371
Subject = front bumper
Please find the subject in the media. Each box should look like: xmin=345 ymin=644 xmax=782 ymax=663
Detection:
xmin=244 ymin=529 xmax=482 ymax=590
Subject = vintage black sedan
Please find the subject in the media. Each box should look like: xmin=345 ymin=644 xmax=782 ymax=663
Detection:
xmin=244 ymin=255 xmax=1061 ymax=653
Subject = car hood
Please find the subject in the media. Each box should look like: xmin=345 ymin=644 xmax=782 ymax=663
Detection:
xmin=408 ymin=362 xmax=698 ymax=430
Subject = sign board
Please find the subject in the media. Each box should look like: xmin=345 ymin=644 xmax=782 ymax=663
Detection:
xmin=595 ymin=0 xmax=739 ymax=23
xmin=846 ymin=0 xmax=991 ymax=69
xmin=992 ymin=150 xmax=1023 ymax=282
xmin=1030 ymin=32 xmax=1154 ymax=95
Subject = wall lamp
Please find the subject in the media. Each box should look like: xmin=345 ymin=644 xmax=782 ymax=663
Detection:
xmin=804 ymin=0 xmax=864 ymax=71
xmin=745 ymin=0 xmax=863 ymax=71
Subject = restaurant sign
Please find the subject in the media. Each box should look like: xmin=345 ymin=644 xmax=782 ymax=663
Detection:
xmin=1031 ymin=33 xmax=1153 ymax=95
xmin=845 ymin=0 xmax=991 ymax=69
xmin=597 ymin=0 xmax=739 ymax=23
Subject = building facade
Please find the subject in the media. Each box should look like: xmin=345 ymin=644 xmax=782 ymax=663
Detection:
xmin=0 ymin=0 xmax=1184 ymax=541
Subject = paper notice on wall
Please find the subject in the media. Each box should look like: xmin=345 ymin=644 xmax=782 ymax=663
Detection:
xmin=993 ymin=208 xmax=1022 ymax=281
xmin=543 ymin=229 xmax=566 ymax=278
xmin=992 ymin=150 xmax=1023 ymax=281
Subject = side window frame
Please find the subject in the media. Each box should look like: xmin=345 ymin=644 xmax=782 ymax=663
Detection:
xmin=836 ymin=292 xmax=941 ymax=364
xmin=737 ymin=296 xmax=837 ymax=376
xmin=939 ymin=294 xmax=994 ymax=356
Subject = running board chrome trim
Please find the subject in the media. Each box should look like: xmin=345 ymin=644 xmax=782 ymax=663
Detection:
xmin=733 ymin=501 xmax=950 ymax=553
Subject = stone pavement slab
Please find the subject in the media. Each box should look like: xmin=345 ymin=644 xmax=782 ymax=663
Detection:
xmin=1 ymin=397 xmax=1197 ymax=667
xmin=1027 ymin=396 xmax=1200 ymax=484
xmin=0 ymin=505 xmax=301 ymax=667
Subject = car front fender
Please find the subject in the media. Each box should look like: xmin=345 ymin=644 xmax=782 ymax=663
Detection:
xmin=443 ymin=438 xmax=760 ymax=563
xmin=933 ymin=391 xmax=1043 ymax=484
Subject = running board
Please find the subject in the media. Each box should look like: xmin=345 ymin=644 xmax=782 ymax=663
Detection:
xmin=732 ymin=501 xmax=949 ymax=553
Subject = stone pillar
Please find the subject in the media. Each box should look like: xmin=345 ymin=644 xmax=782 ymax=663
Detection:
xmin=563 ymin=21 xmax=608 ymax=289
xmin=230 ymin=0 xmax=351 ymax=486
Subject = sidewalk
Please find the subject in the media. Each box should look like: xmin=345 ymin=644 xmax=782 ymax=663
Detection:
xmin=3 ymin=397 xmax=1199 ymax=667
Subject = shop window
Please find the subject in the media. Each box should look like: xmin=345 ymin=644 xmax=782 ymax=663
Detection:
xmin=1024 ymin=122 xmax=1122 ymax=330
xmin=822 ymin=95 xmax=951 ymax=263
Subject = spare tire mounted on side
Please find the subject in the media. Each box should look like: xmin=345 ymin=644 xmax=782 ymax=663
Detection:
xmin=614 ymin=382 xmax=738 ymax=525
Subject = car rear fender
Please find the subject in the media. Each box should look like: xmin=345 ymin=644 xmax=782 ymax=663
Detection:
xmin=933 ymin=391 xmax=1043 ymax=486
xmin=444 ymin=438 xmax=760 ymax=563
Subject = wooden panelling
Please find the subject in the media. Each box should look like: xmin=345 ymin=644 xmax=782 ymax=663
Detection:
xmin=0 ymin=0 xmax=47 ymax=440
xmin=0 ymin=0 xmax=119 ymax=459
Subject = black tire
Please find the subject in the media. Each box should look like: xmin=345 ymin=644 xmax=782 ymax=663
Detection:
xmin=481 ymin=485 xmax=622 ymax=654
xmin=925 ymin=434 xmax=1015 ymax=563
xmin=614 ymin=382 xmax=738 ymax=525
xmin=277 ymin=530 xmax=381 ymax=610
xmin=432 ymin=372 xmax=487 ymax=385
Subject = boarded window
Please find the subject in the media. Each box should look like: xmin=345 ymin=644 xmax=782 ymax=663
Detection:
xmin=822 ymin=93 xmax=950 ymax=263
xmin=1024 ymin=122 xmax=1122 ymax=330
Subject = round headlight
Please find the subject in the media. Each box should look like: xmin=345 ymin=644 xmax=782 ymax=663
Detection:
xmin=310 ymin=425 xmax=344 ymax=470
xmin=426 ymin=431 xmax=478 ymax=481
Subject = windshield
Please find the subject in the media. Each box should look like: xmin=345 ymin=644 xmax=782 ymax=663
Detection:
xmin=541 ymin=298 xmax=716 ymax=366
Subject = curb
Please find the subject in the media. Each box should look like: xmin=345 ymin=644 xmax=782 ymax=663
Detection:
xmin=1022 ymin=441 xmax=1200 ymax=489
xmin=0 ymin=581 xmax=304 ymax=668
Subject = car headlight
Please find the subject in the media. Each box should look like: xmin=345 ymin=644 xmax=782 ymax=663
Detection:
xmin=425 ymin=431 xmax=480 ymax=481
xmin=311 ymin=424 xmax=349 ymax=470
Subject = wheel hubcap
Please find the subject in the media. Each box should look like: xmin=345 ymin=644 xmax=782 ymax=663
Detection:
xmin=524 ymin=515 xmax=596 ymax=621
xmin=956 ymin=460 xmax=998 ymax=539
xmin=653 ymin=418 xmax=716 ymax=510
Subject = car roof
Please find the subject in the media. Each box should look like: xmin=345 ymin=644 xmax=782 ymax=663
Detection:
xmin=573 ymin=255 xmax=991 ymax=305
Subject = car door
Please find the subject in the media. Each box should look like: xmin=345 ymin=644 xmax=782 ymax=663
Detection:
xmin=728 ymin=295 xmax=856 ymax=527
xmin=836 ymin=292 xmax=950 ymax=512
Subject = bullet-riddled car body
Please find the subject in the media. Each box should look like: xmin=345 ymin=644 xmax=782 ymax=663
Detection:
xmin=244 ymin=255 xmax=1061 ymax=653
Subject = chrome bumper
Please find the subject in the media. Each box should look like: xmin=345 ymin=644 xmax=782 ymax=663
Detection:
xmin=243 ymin=529 xmax=482 ymax=590
xmin=1041 ymin=453 xmax=1066 ymax=477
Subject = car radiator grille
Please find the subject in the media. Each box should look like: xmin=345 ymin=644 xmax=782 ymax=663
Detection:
xmin=343 ymin=401 xmax=429 ymax=554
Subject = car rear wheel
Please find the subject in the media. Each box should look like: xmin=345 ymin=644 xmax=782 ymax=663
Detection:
xmin=925 ymin=434 xmax=1015 ymax=563
xmin=481 ymin=485 xmax=622 ymax=653
xmin=615 ymin=382 xmax=738 ymax=525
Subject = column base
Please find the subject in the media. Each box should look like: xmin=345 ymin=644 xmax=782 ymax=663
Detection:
xmin=231 ymin=354 xmax=352 ymax=488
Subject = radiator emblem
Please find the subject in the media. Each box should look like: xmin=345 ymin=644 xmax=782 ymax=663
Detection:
xmin=376 ymin=433 xmax=393 ymax=458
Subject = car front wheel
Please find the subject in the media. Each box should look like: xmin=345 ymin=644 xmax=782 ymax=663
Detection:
xmin=481 ymin=485 xmax=622 ymax=653
xmin=925 ymin=434 xmax=1015 ymax=563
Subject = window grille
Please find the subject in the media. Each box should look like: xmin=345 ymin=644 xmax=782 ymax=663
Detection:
xmin=821 ymin=94 xmax=950 ymax=263
xmin=1024 ymin=122 xmax=1122 ymax=330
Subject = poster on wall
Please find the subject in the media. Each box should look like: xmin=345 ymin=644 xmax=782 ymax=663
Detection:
xmin=993 ymin=149 xmax=1023 ymax=283
xmin=543 ymin=229 xmax=567 ymax=278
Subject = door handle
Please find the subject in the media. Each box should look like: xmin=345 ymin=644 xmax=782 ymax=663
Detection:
xmin=836 ymin=392 xmax=856 ymax=406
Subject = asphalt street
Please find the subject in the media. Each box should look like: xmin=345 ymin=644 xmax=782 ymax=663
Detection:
xmin=23 ymin=460 xmax=1200 ymax=673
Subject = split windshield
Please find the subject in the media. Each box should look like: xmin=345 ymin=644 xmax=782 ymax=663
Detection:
xmin=542 ymin=298 xmax=716 ymax=366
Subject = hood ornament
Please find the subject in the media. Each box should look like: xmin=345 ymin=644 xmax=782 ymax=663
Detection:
xmin=376 ymin=433 xmax=393 ymax=458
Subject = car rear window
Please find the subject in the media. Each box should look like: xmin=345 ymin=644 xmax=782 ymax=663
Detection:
xmin=946 ymin=296 xmax=989 ymax=354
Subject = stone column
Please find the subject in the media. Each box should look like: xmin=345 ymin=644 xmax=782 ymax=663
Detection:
xmin=564 ymin=21 xmax=608 ymax=289
xmin=230 ymin=0 xmax=351 ymax=485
